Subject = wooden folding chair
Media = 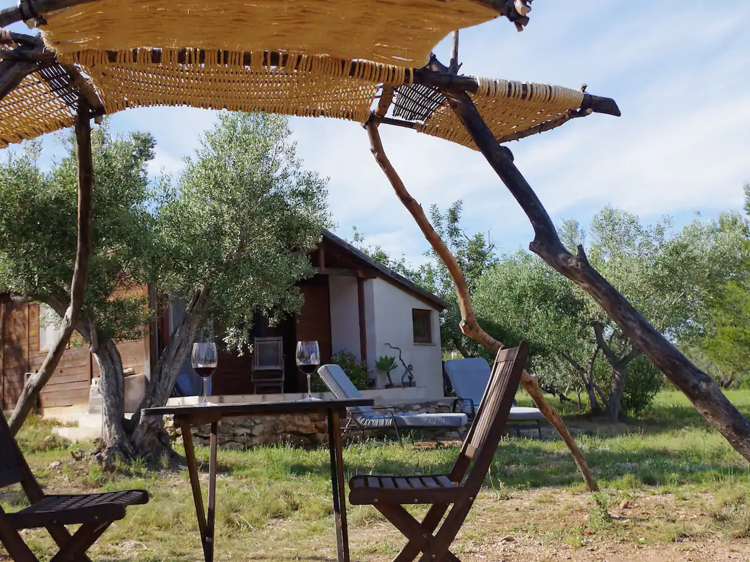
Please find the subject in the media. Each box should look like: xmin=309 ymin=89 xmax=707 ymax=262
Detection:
xmin=349 ymin=343 xmax=529 ymax=562
xmin=0 ymin=414 xmax=149 ymax=562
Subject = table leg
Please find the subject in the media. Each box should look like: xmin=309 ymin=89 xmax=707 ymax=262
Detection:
xmin=327 ymin=409 xmax=350 ymax=562
xmin=206 ymin=421 xmax=219 ymax=562
xmin=180 ymin=423 xmax=209 ymax=562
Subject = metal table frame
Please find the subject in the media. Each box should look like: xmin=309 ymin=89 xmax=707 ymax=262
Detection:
xmin=143 ymin=398 xmax=373 ymax=562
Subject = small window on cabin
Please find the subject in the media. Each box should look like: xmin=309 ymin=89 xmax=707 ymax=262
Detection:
xmin=412 ymin=309 xmax=432 ymax=344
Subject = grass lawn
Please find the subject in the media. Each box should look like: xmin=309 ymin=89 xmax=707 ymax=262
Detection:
xmin=3 ymin=390 xmax=750 ymax=561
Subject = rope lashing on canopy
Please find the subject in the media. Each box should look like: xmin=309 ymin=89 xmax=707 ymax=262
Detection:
xmin=59 ymin=49 xmax=412 ymax=122
xmin=0 ymin=65 xmax=77 ymax=147
xmin=420 ymin=77 xmax=584 ymax=148
xmin=0 ymin=46 xmax=587 ymax=150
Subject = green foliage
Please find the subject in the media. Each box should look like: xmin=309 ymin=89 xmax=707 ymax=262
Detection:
xmin=702 ymin=277 xmax=750 ymax=380
xmin=375 ymin=355 xmax=398 ymax=385
xmin=621 ymin=356 xmax=663 ymax=416
xmin=330 ymin=350 xmax=370 ymax=390
xmin=0 ymin=124 xmax=156 ymax=343
xmin=154 ymin=112 xmax=330 ymax=350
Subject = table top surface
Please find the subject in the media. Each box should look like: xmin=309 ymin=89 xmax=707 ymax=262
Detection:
xmin=142 ymin=398 xmax=374 ymax=419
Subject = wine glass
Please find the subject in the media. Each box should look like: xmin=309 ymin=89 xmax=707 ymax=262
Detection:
xmin=192 ymin=342 xmax=218 ymax=406
xmin=296 ymin=341 xmax=321 ymax=401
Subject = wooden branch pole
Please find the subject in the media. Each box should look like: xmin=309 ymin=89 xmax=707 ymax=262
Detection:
xmin=443 ymin=86 xmax=750 ymax=463
xmin=365 ymin=116 xmax=599 ymax=493
xmin=0 ymin=59 xmax=38 ymax=102
xmin=449 ymin=30 xmax=460 ymax=74
xmin=8 ymin=99 xmax=94 ymax=435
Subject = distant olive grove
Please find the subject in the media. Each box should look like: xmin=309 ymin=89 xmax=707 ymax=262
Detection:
xmin=352 ymin=190 xmax=750 ymax=421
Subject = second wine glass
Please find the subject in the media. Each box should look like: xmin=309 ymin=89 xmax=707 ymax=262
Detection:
xmin=296 ymin=341 xmax=320 ymax=401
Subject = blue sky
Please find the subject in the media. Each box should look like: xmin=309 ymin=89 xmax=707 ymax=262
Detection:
xmin=3 ymin=1 xmax=750 ymax=265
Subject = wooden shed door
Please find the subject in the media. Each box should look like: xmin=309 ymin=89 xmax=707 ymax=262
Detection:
xmin=1 ymin=302 xmax=29 ymax=410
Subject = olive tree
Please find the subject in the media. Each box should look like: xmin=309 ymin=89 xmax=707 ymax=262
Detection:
xmin=125 ymin=112 xmax=330 ymax=461
xmin=0 ymin=127 xmax=156 ymax=439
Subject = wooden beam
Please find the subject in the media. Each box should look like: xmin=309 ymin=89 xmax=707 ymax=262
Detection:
xmin=315 ymin=267 xmax=374 ymax=278
xmin=442 ymin=72 xmax=750 ymax=464
xmin=0 ymin=59 xmax=38 ymax=102
xmin=449 ymin=30 xmax=460 ymax=74
xmin=61 ymin=63 xmax=103 ymax=112
xmin=357 ymin=277 xmax=367 ymax=364
xmin=0 ymin=0 xmax=100 ymax=27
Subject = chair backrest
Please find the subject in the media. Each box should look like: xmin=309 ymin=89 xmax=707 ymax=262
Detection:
xmin=443 ymin=358 xmax=491 ymax=414
xmin=317 ymin=364 xmax=373 ymax=412
xmin=454 ymin=344 xmax=528 ymax=490
xmin=0 ymin=414 xmax=43 ymax=502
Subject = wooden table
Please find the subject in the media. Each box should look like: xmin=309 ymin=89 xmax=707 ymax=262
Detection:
xmin=143 ymin=398 xmax=373 ymax=562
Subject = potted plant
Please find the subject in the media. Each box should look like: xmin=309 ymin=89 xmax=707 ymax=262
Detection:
xmin=375 ymin=355 xmax=399 ymax=388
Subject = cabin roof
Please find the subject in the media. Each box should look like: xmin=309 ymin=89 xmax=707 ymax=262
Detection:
xmin=321 ymin=229 xmax=449 ymax=311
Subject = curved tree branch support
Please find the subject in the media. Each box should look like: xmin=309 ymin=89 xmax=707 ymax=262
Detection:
xmin=8 ymin=99 xmax=94 ymax=435
xmin=441 ymin=86 xmax=750 ymax=462
xmin=365 ymin=117 xmax=600 ymax=493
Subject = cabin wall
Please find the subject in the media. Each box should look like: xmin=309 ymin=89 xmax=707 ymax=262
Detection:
xmin=1 ymin=298 xmax=152 ymax=411
xmin=369 ymin=278 xmax=444 ymax=400
xmin=1 ymin=301 xmax=29 ymax=409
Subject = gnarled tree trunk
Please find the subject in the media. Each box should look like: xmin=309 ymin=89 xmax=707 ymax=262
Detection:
xmin=93 ymin=337 xmax=137 ymax=464
xmin=127 ymin=289 xmax=209 ymax=461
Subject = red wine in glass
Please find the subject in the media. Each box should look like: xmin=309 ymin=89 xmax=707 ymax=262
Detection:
xmin=194 ymin=366 xmax=216 ymax=378
xmin=296 ymin=341 xmax=320 ymax=401
xmin=298 ymin=364 xmax=318 ymax=375
xmin=192 ymin=342 xmax=218 ymax=405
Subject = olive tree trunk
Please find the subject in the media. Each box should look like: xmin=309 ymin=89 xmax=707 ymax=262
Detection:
xmin=127 ymin=289 xmax=209 ymax=460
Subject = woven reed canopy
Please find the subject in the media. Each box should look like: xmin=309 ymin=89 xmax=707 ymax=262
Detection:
xmin=0 ymin=0 xmax=618 ymax=150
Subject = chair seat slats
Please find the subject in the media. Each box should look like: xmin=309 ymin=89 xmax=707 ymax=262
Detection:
xmin=409 ymin=478 xmax=425 ymax=489
xmin=349 ymin=474 xmax=460 ymax=505
xmin=381 ymin=477 xmax=395 ymax=489
xmin=9 ymin=490 xmax=149 ymax=529
xmin=437 ymin=475 xmax=454 ymax=488
xmin=395 ymin=477 xmax=409 ymax=489
xmin=422 ymin=476 xmax=441 ymax=489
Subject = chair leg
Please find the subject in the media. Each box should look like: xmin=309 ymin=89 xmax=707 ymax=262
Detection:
xmin=49 ymin=521 xmax=111 ymax=562
xmin=376 ymin=505 xmax=461 ymax=562
xmin=416 ymin=499 xmax=475 ymax=562
xmin=394 ymin=423 xmax=403 ymax=446
xmin=0 ymin=525 xmax=40 ymax=562
xmin=47 ymin=524 xmax=93 ymax=562
xmin=392 ymin=504 xmax=451 ymax=562
xmin=537 ymin=421 xmax=542 ymax=439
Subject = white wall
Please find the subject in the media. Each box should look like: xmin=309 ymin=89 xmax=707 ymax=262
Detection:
xmin=369 ymin=278 xmax=444 ymax=400
xmin=329 ymin=276 xmax=361 ymax=359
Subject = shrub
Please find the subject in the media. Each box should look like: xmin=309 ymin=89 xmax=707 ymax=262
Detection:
xmin=312 ymin=350 xmax=370 ymax=392
xmin=622 ymin=356 xmax=663 ymax=417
